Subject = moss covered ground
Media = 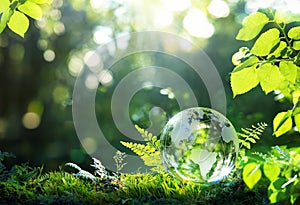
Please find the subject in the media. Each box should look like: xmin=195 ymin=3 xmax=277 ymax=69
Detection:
xmin=0 ymin=162 xmax=270 ymax=205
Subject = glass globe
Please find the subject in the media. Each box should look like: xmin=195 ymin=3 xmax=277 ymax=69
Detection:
xmin=160 ymin=107 xmax=238 ymax=183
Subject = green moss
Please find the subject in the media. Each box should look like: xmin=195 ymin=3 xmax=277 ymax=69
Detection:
xmin=0 ymin=163 xmax=268 ymax=205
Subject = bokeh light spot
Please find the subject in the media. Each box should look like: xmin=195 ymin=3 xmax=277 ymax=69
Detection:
xmin=84 ymin=50 xmax=102 ymax=70
xmin=85 ymin=74 xmax=99 ymax=90
xmin=208 ymin=0 xmax=230 ymax=18
xmin=53 ymin=86 xmax=69 ymax=104
xmin=68 ymin=56 xmax=84 ymax=77
xmin=97 ymin=70 xmax=113 ymax=86
xmin=93 ymin=27 xmax=113 ymax=45
xmin=183 ymin=9 xmax=215 ymax=38
xmin=43 ymin=49 xmax=55 ymax=62
xmin=22 ymin=112 xmax=41 ymax=129
xmin=82 ymin=137 xmax=97 ymax=154
xmin=153 ymin=10 xmax=173 ymax=28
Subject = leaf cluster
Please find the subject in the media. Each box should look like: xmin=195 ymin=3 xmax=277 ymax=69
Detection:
xmin=0 ymin=0 xmax=52 ymax=37
xmin=120 ymin=125 xmax=162 ymax=168
xmin=239 ymin=146 xmax=300 ymax=204
xmin=231 ymin=9 xmax=300 ymax=137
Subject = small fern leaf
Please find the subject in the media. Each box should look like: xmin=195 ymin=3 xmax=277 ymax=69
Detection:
xmin=65 ymin=163 xmax=82 ymax=171
xmin=239 ymin=122 xmax=267 ymax=149
xmin=74 ymin=170 xmax=97 ymax=181
xmin=244 ymin=141 xmax=251 ymax=149
xmin=247 ymin=138 xmax=256 ymax=143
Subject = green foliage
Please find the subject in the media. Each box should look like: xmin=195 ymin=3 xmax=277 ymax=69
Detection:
xmin=121 ymin=125 xmax=162 ymax=168
xmin=0 ymin=150 xmax=268 ymax=204
xmin=273 ymin=111 xmax=293 ymax=137
xmin=236 ymin=12 xmax=269 ymax=41
xmin=239 ymin=146 xmax=300 ymax=204
xmin=230 ymin=9 xmax=300 ymax=137
xmin=0 ymin=0 xmax=52 ymax=37
xmin=237 ymin=122 xmax=300 ymax=204
xmin=242 ymin=163 xmax=262 ymax=190
xmin=238 ymin=122 xmax=267 ymax=149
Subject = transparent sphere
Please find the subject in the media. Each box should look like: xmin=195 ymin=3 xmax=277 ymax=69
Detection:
xmin=160 ymin=107 xmax=238 ymax=183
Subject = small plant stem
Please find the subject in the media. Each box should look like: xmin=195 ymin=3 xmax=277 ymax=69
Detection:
xmin=274 ymin=21 xmax=295 ymax=52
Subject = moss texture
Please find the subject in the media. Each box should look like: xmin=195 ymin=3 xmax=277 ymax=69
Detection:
xmin=0 ymin=163 xmax=269 ymax=205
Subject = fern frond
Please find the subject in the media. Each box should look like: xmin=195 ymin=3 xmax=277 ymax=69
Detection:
xmin=135 ymin=125 xmax=160 ymax=150
xmin=121 ymin=125 xmax=162 ymax=167
xmin=65 ymin=162 xmax=82 ymax=171
xmin=65 ymin=163 xmax=97 ymax=181
xmin=238 ymin=122 xmax=267 ymax=149
xmin=74 ymin=170 xmax=97 ymax=181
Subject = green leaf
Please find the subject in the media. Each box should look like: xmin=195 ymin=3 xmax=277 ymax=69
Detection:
xmin=18 ymin=1 xmax=43 ymax=20
xmin=236 ymin=12 xmax=269 ymax=41
xmin=257 ymin=63 xmax=284 ymax=94
xmin=230 ymin=65 xmax=259 ymax=97
xmin=7 ymin=11 xmax=29 ymax=37
xmin=269 ymin=191 xmax=287 ymax=204
xmin=293 ymin=90 xmax=300 ymax=105
xmin=263 ymin=163 xmax=280 ymax=182
xmin=251 ymin=28 xmax=280 ymax=56
xmin=294 ymin=114 xmax=300 ymax=133
xmin=273 ymin=111 xmax=293 ymax=137
xmin=293 ymin=41 xmax=300 ymax=50
xmin=242 ymin=163 xmax=262 ymax=189
xmin=279 ymin=61 xmax=297 ymax=83
xmin=29 ymin=0 xmax=52 ymax=5
xmin=273 ymin=178 xmax=287 ymax=190
xmin=232 ymin=56 xmax=259 ymax=73
xmin=0 ymin=0 xmax=10 ymax=13
xmin=291 ymin=194 xmax=299 ymax=204
xmin=232 ymin=47 xmax=250 ymax=66
xmin=268 ymin=41 xmax=287 ymax=58
xmin=0 ymin=9 xmax=11 ymax=33
xmin=288 ymin=26 xmax=300 ymax=40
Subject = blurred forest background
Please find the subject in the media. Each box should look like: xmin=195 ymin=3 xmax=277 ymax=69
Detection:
xmin=0 ymin=0 xmax=299 ymax=171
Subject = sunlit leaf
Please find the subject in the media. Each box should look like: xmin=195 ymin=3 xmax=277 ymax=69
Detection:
xmin=18 ymin=1 xmax=43 ymax=20
xmin=257 ymin=63 xmax=284 ymax=94
xmin=294 ymin=114 xmax=300 ymax=133
xmin=268 ymin=41 xmax=287 ymax=58
xmin=29 ymin=0 xmax=53 ymax=5
xmin=291 ymin=194 xmax=299 ymax=205
xmin=242 ymin=163 xmax=262 ymax=189
xmin=273 ymin=111 xmax=293 ymax=137
xmin=236 ymin=12 xmax=269 ymax=41
xmin=288 ymin=26 xmax=300 ymax=40
xmin=0 ymin=9 xmax=11 ymax=33
xmin=230 ymin=65 xmax=259 ymax=97
xmin=232 ymin=56 xmax=258 ymax=73
xmin=293 ymin=90 xmax=300 ymax=105
xmin=279 ymin=61 xmax=297 ymax=84
xmin=7 ymin=11 xmax=29 ymax=37
xmin=263 ymin=163 xmax=280 ymax=182
xmin=293 ymin=41 xmax=300 ymax=50
xmin=251 ymin=28 xmax=280 ymax=56
xmin=0 ymin=0 xmax=9 ymax=13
